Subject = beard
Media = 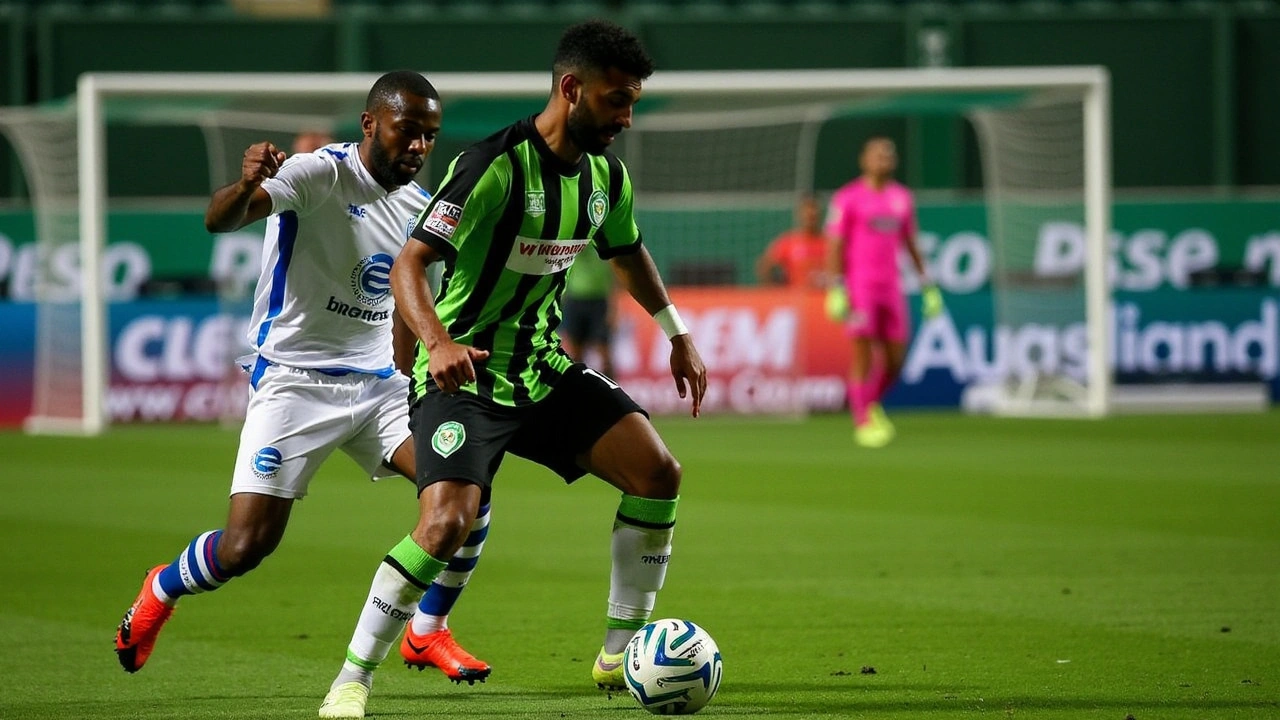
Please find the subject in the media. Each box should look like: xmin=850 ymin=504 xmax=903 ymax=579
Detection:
xmin=566 ymin=104 xmax=621 ymax=157
xmin=369 ymin=132 xmax=420 ymax=187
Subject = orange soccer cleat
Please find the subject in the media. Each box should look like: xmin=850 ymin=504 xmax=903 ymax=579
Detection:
xmin=115 ymin=565 xmax=176 ymax=673
xmin=400 ymin=626 xmax=491 ymax=685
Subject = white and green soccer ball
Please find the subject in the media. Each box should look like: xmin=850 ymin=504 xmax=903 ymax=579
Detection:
xmin=624 ymin=618 xmax=723 ymax=715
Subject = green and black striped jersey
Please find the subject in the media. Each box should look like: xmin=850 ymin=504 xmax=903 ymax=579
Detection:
xmin=409 ymin=116 xmax=642 ymax=406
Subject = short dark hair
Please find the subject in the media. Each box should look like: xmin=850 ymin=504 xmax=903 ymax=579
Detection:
xmin=366 ymin=70 xmax=439 ymax=113
xmin=862 ymin=136 xmax=896 ymax=152
xmin=553 ymin=19 xmax=654 ymax=83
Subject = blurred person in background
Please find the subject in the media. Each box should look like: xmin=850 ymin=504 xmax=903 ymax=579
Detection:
xmin=560 ymin=243 xmax=617 ymax=376
xmin=825 ymin=137 xmax=943 ymax=448
xmin=292 ymin=129 xmax=335 ymax=155
xmin=756 ymin=194 xmax=828 ymax=289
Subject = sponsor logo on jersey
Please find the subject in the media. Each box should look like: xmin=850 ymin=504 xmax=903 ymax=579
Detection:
xmin=588 ymin=190 xmax=608 ymax=228
xmin=869 ymin=215 xmax=902 ymax=234
xmin=432 ymin=421 xmax=466 ymax=458
xmin=325 ymin=296 xmax=391 ymax=322
xmin=350 ymin=253 xmax=394 ymax=306
xmin=251 ymin=446 xmax=283 ymax=479
xmin=506 ymin=235 xmax=590 ymax=275
xmin=422 ymin=201 xmax=462 ymax=241
xmin=526 ymin=191 xmax=546 ymax=217
xmin=347 ymin=204 xmax=367 ymax=219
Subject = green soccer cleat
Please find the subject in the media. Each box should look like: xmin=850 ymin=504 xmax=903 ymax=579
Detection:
xmin=869 ymin=403 xmax=895 ymax=438
xmin=319 ymin=681 xmax=369 ymax=719
xmin=854 ymin=421 xmax=892 ymax=449
xmin=592 ymin=646 xmax=626 ymax=692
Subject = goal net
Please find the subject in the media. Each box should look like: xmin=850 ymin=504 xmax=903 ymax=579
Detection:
xmin=965 ymin=96 xmax=1110 ymax=417
xmin=9 ymin=68 xmax=1109 ymax=433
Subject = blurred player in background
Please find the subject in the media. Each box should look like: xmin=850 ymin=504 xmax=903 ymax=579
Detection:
xmin=756 ymin=194 xmax=828 ymax=289
xmin=292 ymin=129 xmax=335 ymax=155
xmin=114 ymin=71 xmax=492 ymax=686
xmin=825 ymin=137 xmax=943 ymax=448
xmin=559 ymin=244 xmax=617 ymax=376
xmin=319 ymin=19 xmax=707 ymax=719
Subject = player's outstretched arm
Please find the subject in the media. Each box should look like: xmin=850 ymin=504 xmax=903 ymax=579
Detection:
xmin=205 ymin=142 xmax=284 ymax=233
xmin=391 ymin=240 xmax=488 ymax=393
xmin=609 ymin=247 xmax=707 ymax=417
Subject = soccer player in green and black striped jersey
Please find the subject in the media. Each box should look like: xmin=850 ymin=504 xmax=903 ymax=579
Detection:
xmin=320 ymin=19 xmax=708 ymax=718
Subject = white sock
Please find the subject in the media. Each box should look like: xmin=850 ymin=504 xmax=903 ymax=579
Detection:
xmin=605 ymin=495 xmax=677 ymax=654
xmin=411 ymin=613 xmax=447 ymax=635
xmin=330 ymin=661 xmax=374 ymax=692
xmin=340 ymin=537 xmax=446 ymax=675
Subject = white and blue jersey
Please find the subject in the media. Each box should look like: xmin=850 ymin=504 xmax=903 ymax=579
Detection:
xmin=229 ymin=143 xmax=430 ymax=499
xmin=247 ymin=142 xmax=430 ymax=382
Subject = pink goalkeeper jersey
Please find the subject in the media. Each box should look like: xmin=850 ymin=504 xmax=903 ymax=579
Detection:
xmin=825 ymin=178 xmax=916 ymax=292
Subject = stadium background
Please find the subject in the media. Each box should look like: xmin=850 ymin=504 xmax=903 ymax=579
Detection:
xmin=0 ymin=0 xmax=1277 ymax=424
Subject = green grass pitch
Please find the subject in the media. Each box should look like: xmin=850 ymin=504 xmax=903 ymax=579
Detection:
xmin=2 ymin=411 xmax=1277 ymax=719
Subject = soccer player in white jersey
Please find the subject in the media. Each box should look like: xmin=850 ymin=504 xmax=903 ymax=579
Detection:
xmin=114 ymin=71 xmax=492 ymax=684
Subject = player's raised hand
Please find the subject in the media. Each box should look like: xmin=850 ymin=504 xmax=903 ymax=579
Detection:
xmin=241 ymin=142 xmax=286 ymax=188
xmin=428 ymin=340 xmax=491 ymax=394
xmin=669 ymin=335 xmax=707 ymax=418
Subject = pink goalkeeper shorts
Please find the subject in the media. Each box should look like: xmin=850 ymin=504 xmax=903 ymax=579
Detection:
xmin=846 ymin=287 xmax=910 ymax=343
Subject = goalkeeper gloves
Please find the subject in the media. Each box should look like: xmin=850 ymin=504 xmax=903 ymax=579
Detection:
xmin=824 ymin=286 xmax=850 ymax=322
xmin=921 ymin=283 xmax=945 ymax=319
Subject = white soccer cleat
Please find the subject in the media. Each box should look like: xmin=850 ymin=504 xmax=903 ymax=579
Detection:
xmin=319 ymin=681 xmax=369 ymax=719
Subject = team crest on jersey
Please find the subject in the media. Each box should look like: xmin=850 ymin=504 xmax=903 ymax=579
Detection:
xmin=526 ymin=191 xmax=546 ymax=217
xmin=432 ymin=421 xmax=466 ymax=458
xmin=350 ymin=253 xmax=395 ymax=306
xmin=588 ymin=189 xmax=608 ymax=228
xmin=890 ymin=196 xmax=907 ymax=215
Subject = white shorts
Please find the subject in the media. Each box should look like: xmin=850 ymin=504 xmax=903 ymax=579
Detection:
xmin=230 ymin=363 xmax=413 ymax=499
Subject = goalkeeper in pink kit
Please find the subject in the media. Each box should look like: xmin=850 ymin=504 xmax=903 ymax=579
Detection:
xmin=825 ymin=137 xmax=943 ymax=447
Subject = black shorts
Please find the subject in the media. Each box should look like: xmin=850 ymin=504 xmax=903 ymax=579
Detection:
xmin=560 ymin=297 xmax=611 ymax=345
xmin=408 ymin=363 xmax=646 ymax=493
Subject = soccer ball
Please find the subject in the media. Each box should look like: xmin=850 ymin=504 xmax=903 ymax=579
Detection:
xmin=623 ymin=618 xmax=723 ymax=715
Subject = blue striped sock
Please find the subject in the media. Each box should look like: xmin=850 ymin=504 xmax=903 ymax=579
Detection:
xmin=416 ymin=503 xmax=490 ymax=621
xmin=155 ymin=530 xmax=230 ymax=601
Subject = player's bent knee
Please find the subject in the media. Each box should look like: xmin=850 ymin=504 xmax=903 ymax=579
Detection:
xmin=637 ymin=452 xmax=682 ymax=499
xmin=411 ymin=502 xmax=476 ymax=559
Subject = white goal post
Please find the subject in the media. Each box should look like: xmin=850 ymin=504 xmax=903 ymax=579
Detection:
xmin=26 ymin=66 xmax=1109 ymax=434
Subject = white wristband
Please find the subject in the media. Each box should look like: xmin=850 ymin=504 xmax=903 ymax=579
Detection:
xmin=652 ymin=304 xmax=689 ymax=340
